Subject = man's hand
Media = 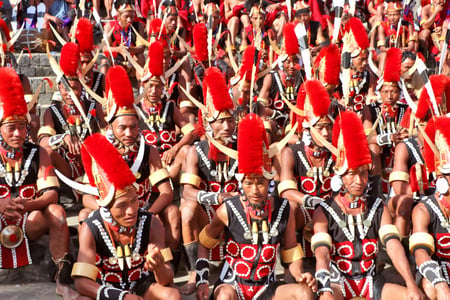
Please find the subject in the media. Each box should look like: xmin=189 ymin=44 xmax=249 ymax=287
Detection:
xmin=196 ymin=283 xmax=209 ymax=300
xmin=145 ymin=244 xmax=166 ymax=271
xmin=123 ymin=294 xmax=144 ymax=300
xmin=406 ymin=285 xmax=425 ymax=300
xmin=0 ymin=197 xmax=25 ymax=221
xmin=161 ymin=146 xmax=179 ymax=166
xmin=436 ymin=282 xmax=450 ymax=300
xmin=63 ymin=134 xmax=82 ymax=155
xmin=295 ymin=272 xmax=317 ymax=292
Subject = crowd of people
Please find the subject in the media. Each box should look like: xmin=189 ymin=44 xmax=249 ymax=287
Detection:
xmin=0 ymin=0 xmax=449 ymax=299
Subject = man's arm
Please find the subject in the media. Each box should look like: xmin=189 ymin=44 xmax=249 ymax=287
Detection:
xmin=148 ymin=146 xmax=173 ymax=215
xmin=390 ymin=142 xmax=412 ymax=196
xmin=279 ymin=146 xmax=307 ymax=206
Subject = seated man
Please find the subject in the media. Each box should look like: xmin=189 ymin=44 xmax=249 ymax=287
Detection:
xmin=0 ymin=67 xmax=75 ymax=298
xmin=418 ymin=0 xmax=449 ymax=57
xmin=410 ymin=116 xmax=450 ymax=300
xmin=312 ymin=111 xmax=423 ymax=300
xmin=71 ymin=133 xmax=181 ymax=300
xmin=196 ymin=114 xmax=317 ymax=300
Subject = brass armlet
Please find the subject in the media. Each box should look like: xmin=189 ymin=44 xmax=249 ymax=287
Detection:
xmin=180 ymin=100 xmax=195 ymax=108
xmin=180 ymin=173 xmax=201 ymax=188
xmin=199 ymin=225 xmax=221 ymax=249
xmin=311 ymin=232 xmax=332 ymax=252
xmin=281 ymin=244 xmax=304 ymax=263
xmin=146 ymin=247 xmax=173 ymax=263
xmin=409 ymin=232 xmax=435 ymax=254
xmin=278 ymin=180 xmax=298 ymax=195
xmin=389 ymin=171 xmax=410 ymax=183
xmin=37 ymin=126 xmax=56 ymax=138
xmin=71 ymin=262 xmax=99 ymax=281
xmin=37 ymin=176 xmax=60 ymax=191
xmin=378 ymin=224 xmax=401 ymax=246
xmin=377 ymin=40 xmax=386 ymax=47
xmin=263 ymin=121 xmax=272 ymax=132
xmin=149 ymin=168 xmax=170 ymax=186
xmin=181 ymin=123 xmax=196 ymax=135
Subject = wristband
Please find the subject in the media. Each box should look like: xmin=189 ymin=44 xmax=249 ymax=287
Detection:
xmin=195 ymin=258 xmax=210 ymax=288
xmin=197 ymin=191 xmax=220 ymax=205
xmin=376 ymin=133 xmax=392 ymax=146
xmin=48 ymin=133 xmax=67 ymax=150
xmin=96 ymin=285 xmax=129 ymax=300
xmin=418 ymin=260 xmax=446 ymax=287
xmin=303 ymin=195 xmax=323 ymax=209
xmin=316 ymin=269 xmax=333 ymax=295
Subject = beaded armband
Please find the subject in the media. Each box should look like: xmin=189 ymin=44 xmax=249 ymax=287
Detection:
xmin=197 ymin=191 xmax=219 ymax=205
xmin=316 ymin=269 xmax=333 ymax=295
xmin=377 ymin=133 xmax=392 ymax=146
xmin=418 ymin=260 xmax=446 ymax=287
xmin=195 ymin=258 xmax=210 ymax=288
xmin=48 ymin=133 xmax=67 ymax=150
xmin=96 ymin=285 xmax=129 ymax=300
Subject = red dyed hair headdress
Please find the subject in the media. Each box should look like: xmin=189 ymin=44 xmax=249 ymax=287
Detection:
xmin=60 ymin=42 xmax=80 ymax=79
xmin=0 ymin=67 xmax=27 ymax=123
xmin=424 ymin=117 xmax=450 ymax=175
xmin=75 ymin=18 xmax=94 ymax=53
xmin=105 ymin=66 xmax=136 ymax=122
xmin=344 ymin=18 xmax=369 ymax=58
xmin=82 ymin=133 xmax=136 ymax=207
xmin=315 ymin=44 xmax=341 ymax=86
xmin=283 ymin=23 xmax=299 ymax=57
xmin=332 ymin=111 xmax=372 ymax=175
xmin=203 ymin=67 xmax=234 ymax=122
xmin=380 ymin=48 xmax=402 ymax=87
xmin=142 ymin=41 xmax=165 ymax=82
xmin=192 ymin=23 xmax=208 ymax=62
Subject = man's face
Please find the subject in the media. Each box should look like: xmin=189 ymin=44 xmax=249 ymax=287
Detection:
xmin=386 ymin=11 xmax=401 ymax=26
xmin=0 ymin=121 xmax=27 ymax=149
xmin=80 ymin=52 xmax=94 ymax=74
xmin=295 ymin=12 xmax=310 ymax=24
xmin=109 ymin=189 xmax=139 ymax=228
xmin=282 ymin=55 xmax=299 ymax=77
xmin=111 ymin=115 xmax=139 ymax=147
xmin=352 ymin=51 xmax=368 ymax=73
xmin=59 ymin=80 xmax=82 ymax=106
xmin=118 ymin=11 xmax=135 ymax=28
xmin=242 ymin=174 xmax=269 ymax=206
xmin=401 ymin=58 xmax=415 ymax=80
xmin=165 ymin=8 xmax=178 ymax=32
xmin=209 ymin=116 xmax=236 ymax=143
xmin=380 ymin=84 xmax=400 ymax=107
xmin=342 ymin=166 xmax=369 ymax=197
xmin=311 ymin=120 xmax=333 ymax=146
xmin=144 ymin=79 xmax=164 ymax=103
xmin=250 ymin=11 xmax=265 ymax=29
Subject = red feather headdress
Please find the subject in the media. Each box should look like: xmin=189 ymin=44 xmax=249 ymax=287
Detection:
xmin=315 ymin=44 xmax=340 ymax=86
xmin=332 ymin=111 xmax=372 ymax=174
xmin=295 ymin=79 xmax=331 ymax=129
xmin=283 ymin=22 xmax=299 ymax=56
xmin=82 ymin=133 xmax=136 ymax=207
xmin=60 ymin=42 xmax=80 ymax=78
xmin=142 ymin=41 xmax=164 ymax=82
xmin=382 ymin=48 xmax=402 ymax=84
xmin=76 ymin=18 xmax=94 ymax=53
xmin=105 ymin=65 xmax=136 ymax=121
xmin=424 ymin=117 xmax=450 ymax=174
xmin=203 ymin=67 xmax=234 ymax=121
xmin=238 ymin=114 xmax=270 ymax=176
xmin=0 ymin=67 xmax=27 ymax=122
xmin=193 ymin=23 xmax=208 ymax=62
xmin=344 ymin=18 xmax=369 ymax=57
xmin=416 ymin=74 xmax=447 ymax=122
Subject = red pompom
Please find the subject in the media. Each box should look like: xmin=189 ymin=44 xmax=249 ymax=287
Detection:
xmin=0 ymin=67 xmax=27 ymax=120
xmin=383 ymin=48 xmax=402 ymax=83
xmin=105 ymin=66 xmax=134 ymax=108
xmin=239 ymin=46 xmax=258 ymax=81
xmin=238 ymin=114 xmax=266 ymax=175
xmin=283 ymin=22 xmax=299 ymax=56
xmin=60 ymin=42 xmax=80 ymax=77
xmin=416 ymin=75 xmax=448 ymax=121
xmin=193 ymin=23 xmax=208 ymax=62
xmin=148 ymin=41 xmax=164 ymax=78
xmin=203 ymin=67 xmax=233 ymax=112
xmin=76 ymin=18 xmax=94 ymax=53
xmin=82 ymin=134 xmax=136 ymax=190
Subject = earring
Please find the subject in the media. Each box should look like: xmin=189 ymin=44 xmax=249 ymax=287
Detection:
xmin=331 ymin=175 xmax=343 ymax=192
xmin=436 ymin=177 xmax=449 ymax=195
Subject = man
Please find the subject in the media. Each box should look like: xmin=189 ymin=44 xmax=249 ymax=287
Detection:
xmin=362 ymin=47 xmax=409 ymax=197
xmin=39 ymin=42 xmax=106 ymax=181
xmin=71 ymin=133 xmax=181 ymax=300
xmin=312 ymin=111 xmax=423 ymax=300
xmin=0 ymin=67 xmax=75 ymax=298
xmin=418 ymin=0 xmax=449 ymax=57
xmin=196 ymin=113 xmax=316 ymax=300
xmin=138 ymin=41 xmax=197 ymax=179
xmin=279 ymin=79 xmax=334 ymax=259
xmin=338 ymin=17 xmax=377 ymax=113
xmin=180 ymin=67 xmax=239 ymax=295
xmin=388 ymin=75 xmax=447 ymax=238
xmin=410 ymin=116 xmax=450 ymax=300
xmin=259 ymin=23 xmax=304 ymax=133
